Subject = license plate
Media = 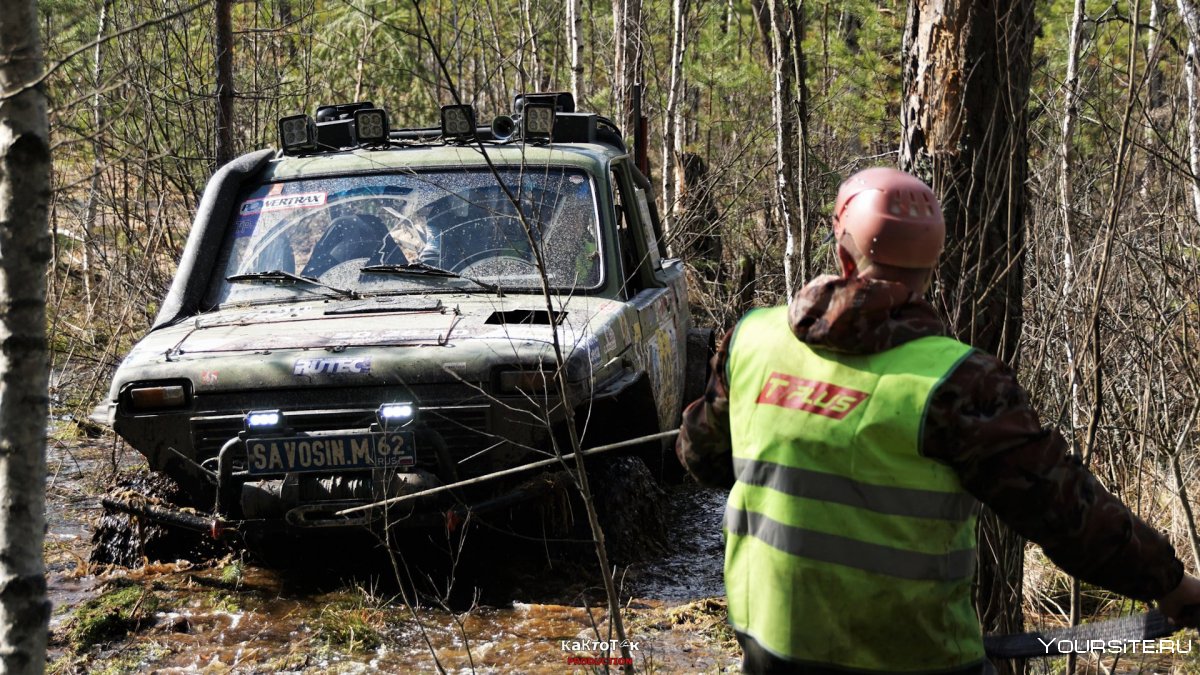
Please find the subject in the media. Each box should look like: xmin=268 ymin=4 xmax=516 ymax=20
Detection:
xmin=244 ymin=430 xmax=416 ymax=475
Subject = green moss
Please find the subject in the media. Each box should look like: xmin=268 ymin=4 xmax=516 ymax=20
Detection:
xmin=66 ymin=581 xmax=160 ymax=652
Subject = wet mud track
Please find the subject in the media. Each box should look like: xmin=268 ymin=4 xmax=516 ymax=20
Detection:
xmin=45 ymin=440 xmax=739 ymax=673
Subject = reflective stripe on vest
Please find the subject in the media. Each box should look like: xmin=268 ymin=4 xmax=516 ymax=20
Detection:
xmin=724 ymin=305 xmax=982 ymax=672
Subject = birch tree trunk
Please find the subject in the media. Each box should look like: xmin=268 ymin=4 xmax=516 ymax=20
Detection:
xmin=566 ymin=0 xmax=583 ymax=100
xmin=1143 ymin=0 xmax=1165 ymax=197
xmin=1059 ymin=0 xmax=1084 ymax=293
xmin=767 ymin=0 xmax=801 ymax=297
xmin=215 ymin=0 xmax=235 ymax=168
xmin=662 ymin=0 xmax=688 ymax=244
xmin=1178 ymin=0 xmax=1200 ymax=221
xmin=82 ymin=0 xmax=111 ymax=319
xmin=0 ymin=0 xmax=52 ymax=669
xmin=900 ymin=0 xmax=1036 ymax=669
xmin=612 ymin=0 xmax=642 ymax=137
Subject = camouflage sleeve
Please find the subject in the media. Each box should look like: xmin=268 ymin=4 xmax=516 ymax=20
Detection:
xmin=923 ymin=351 xmax=1184 ymax=602
xmin=675 ymin=329 xmax=736 ymax=489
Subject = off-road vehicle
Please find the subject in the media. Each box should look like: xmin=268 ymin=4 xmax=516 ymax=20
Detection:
xmin=93 ymin=94 xmax=711 ymax=549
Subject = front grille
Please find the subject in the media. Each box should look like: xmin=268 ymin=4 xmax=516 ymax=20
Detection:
xmin=189 ymin=385 xmax=501 ymax=477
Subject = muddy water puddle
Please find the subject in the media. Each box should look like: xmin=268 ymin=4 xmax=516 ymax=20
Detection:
xmin=45 ymin=441 xmax=738 ymax=673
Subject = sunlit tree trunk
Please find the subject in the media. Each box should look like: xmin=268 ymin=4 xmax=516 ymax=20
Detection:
xmin=1059 ymin=0 xmax=1084 ymax=293
xmin=82 ymin=0 xmax=111 ymax=320
xmin=1179 ymin=0 xmax=1200 ymax=221
xmin=900 ymin=0 xmax=1036 ymax=670
xmin=662 ymin=0 xmax=688 ymax=244
xmin=767 ymin=0 xmax=801 ymax=297
xmin=612 ymin=0 xmax=642 ymax=137
xmin=0 ymin=0 xmax=52 ymax=669
xmin=567 ymin=0 xmax=583 ymax=100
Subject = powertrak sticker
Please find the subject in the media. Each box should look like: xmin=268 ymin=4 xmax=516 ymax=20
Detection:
xmin=239 ymin=192 xmax=327 ymax=216
xmin=293 ymin=356 xmax=372 ymax=375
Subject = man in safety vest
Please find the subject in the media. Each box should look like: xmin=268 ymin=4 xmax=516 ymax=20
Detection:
xmin=676 ymin=167 xmax=1200 ymax=673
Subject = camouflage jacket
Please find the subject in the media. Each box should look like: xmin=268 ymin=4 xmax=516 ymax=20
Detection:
xmin=677 ymin=274 xmax=1183 ymax=601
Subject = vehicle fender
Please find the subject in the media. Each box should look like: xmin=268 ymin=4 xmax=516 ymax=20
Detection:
xmin=153 ymin=149 xmax=275 ymax=329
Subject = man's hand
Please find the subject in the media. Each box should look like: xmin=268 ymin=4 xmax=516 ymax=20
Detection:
xmin=1157 ymin=575 xmax=1200 ymax=628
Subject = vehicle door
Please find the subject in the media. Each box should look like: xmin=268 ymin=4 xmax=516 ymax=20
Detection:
xmin=609 ymin=159 xmax=688 ymax=430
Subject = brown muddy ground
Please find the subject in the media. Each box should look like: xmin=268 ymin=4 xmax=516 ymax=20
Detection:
xmin=44 ymin=438 xmax=741 ymax=673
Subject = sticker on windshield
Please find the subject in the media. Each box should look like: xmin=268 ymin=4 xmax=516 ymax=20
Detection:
xmin=233 ymin=215 xmax=258 ymax=238
xmin=239 ymin=191 xmax=328 ymax=216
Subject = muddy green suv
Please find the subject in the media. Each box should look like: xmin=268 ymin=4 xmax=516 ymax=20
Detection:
xmin=93 ymin=94 xmax=709 ymax=541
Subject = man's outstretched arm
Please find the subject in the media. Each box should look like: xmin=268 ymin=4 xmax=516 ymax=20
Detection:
xmin=676 ymin=329 xmax=735 ymax=489
xmin=925 ymin=351 xmax=1200 ymax=616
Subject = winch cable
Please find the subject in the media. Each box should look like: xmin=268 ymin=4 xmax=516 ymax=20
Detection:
xmin=334 ymin=429 xmax=681 ymax=516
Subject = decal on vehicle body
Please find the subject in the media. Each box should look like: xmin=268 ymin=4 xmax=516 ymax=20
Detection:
xmin=239 ymin=191 xmax=327 ymax=215
xmin=293 ymin=356 xmax=372 ymax=375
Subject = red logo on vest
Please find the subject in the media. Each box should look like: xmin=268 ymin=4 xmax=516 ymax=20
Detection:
xmin=756 ymin=372 xmax=869 ymax=420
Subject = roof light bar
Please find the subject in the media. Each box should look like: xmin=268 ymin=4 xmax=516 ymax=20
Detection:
xmin=441 ymin=105 xmax=476 ymax=140
xmin=278 ymin=114 xmax=317 ymax=154
xmin=522 ymin=103 xmax=555 ymax=141
xmin=353 ymin=108 xmax=389 ymax=145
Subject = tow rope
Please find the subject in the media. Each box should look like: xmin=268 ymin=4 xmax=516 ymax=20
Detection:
xmin=984 ymin=609 xmax=1184 ymax=659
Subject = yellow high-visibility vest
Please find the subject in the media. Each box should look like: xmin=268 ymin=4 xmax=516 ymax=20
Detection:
xmin=725 ymin=305 xmax=982 ymax=672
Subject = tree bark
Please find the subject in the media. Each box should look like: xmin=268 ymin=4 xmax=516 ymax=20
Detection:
xmin=0 ymin=0 xmax=52 ymax=669
xmin=567 ymin=0 xmax=583 ymax=101
xmin=215 ymin=0 xmax=235 ymax=168
xmin=767 ymin=0 xmax=801 ymax=298
xmin=613 ymin=0 xmax=643 ymax=137
xmin=82 ymin=0 xmax=111 ymax=320
xmin=900 ymin=0 xmax=1036 ymax=669
xmin=1059 ymin=0 xmax=1084 ymax=293
xmin=786 ymin=0 xmax=810 ymax=288
xmin=1179 ymin=0 xmax=1200 ymax=221
xmin=663 ymin=0 xmax=688 ymax=244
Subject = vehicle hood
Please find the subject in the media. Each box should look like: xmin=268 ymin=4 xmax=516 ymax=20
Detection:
xmin=107 ymin=294 xmax=636 ymax=396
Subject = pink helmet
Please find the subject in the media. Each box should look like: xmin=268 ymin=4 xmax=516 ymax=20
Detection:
xmin=833 ymin=167 xmax=944 ymax=269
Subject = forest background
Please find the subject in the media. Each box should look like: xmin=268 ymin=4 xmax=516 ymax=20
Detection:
xmin=32 ymin=0 xmax=1200 ymax=666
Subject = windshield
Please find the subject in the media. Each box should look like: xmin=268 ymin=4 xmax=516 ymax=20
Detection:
xmin=206 ymin=167 xmax=603 ymax=306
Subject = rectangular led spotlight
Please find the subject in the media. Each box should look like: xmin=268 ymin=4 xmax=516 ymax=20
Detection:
xmin=377 ymin=402 xmax=417 ymax=429
xmin=440 ymin=105 xmax=476 ymax=140
xmin=278 ymin=114 xmax=317 ymax=154
xmin=354 ymin=108 xmax=389 ymax=144
xmin=522 ymin=103 xmax=555 ymax=141
xmin=244 ymin=409 xmax=285 ymax=432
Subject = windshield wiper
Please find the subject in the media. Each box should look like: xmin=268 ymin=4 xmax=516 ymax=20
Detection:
xmin=226 ymin=270 xmax=360 ymax=299
xmin=359 ymin=262 xmax=502 ymax=295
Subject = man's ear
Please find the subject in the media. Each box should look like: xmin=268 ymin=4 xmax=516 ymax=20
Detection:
xmin=836 ymin=244 xmax=858 ymax=279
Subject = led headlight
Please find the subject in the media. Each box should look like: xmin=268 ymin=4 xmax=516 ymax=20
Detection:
xmin=521 ymin=103 xmax=555 ymax=141
xmin=354 ymin=107 xmax=389 ymax=144
xmin=377 ymin=402 xmax=416 ymax=428
xmin=278 ymin=114 xmax=317 ymax=154
xmin=244 ymin=409 xmax=285 ymax=432
xmin=440 ymin=105 xmax=476 ymax=140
